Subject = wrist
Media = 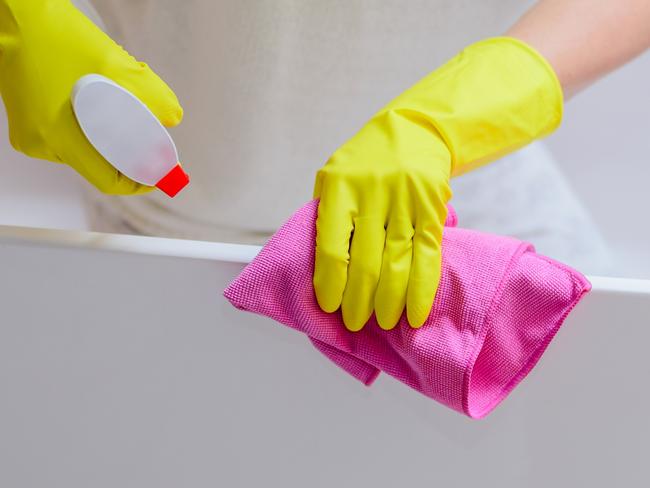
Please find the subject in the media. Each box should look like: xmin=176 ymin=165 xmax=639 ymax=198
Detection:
xmin=379 ymin=37 xmax=563 ymax=177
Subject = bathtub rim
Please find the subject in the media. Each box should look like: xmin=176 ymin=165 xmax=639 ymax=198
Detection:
xmin=0 ymin=224 xmax=258 ymax=264
xmin=0 ymin=224 xmax=647 ymax=295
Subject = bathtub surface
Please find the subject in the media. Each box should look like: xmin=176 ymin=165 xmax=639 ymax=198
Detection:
xmin=0 ymin=225 xmax=649 ymax=488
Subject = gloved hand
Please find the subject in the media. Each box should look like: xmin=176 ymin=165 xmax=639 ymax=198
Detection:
xmin=0 ymin=0 xmax=183 ymax=194
xmin=313 ymin=37 xmax=563 ymax=332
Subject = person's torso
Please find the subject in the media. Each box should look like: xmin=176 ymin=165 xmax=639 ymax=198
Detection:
xmin=86 ymin=0 xmax=533 ymax=242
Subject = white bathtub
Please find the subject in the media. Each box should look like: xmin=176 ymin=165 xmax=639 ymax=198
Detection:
xmin=0 ymin=224 xmax=648 ymax=488
xmin=1 ymin=15 xmax=649 ymax=483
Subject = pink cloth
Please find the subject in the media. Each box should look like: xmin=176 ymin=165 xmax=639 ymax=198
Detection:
xmin=224 ymin=200 xmax=591 ymax=419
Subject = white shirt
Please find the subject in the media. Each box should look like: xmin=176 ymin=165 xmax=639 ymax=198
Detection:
xmin=84 ymin=0 xmax=534 ymax=243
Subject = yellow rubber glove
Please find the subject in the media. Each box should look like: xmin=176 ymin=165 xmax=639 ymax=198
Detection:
xmin=313 ymin=37 xmax=563 ymax=332
xmin=0 ymin=0 xmax=183 ymax=194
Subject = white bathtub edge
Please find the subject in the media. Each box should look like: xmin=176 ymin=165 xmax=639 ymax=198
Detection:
xmin=1 ymin=224 xmax=649 ymax=294
xmin=586 ymin=275 xmax=650 ymax=295
xmin=0 ymin=224 xmax=261 ymax=264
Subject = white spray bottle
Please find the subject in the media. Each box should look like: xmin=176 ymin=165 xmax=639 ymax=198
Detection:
xmin=72 ymin=74 xmax=189 ymax=198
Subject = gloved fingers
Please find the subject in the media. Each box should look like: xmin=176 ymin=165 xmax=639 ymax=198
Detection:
xmin=70 ymin=2 xmax=183 ymax=128
xmin=313 ymin=181 xmax=354 ymax=314
xmin=341 ymin=216 xmax=386 ymax=331
xmin=375 ymin=216 xmax=414 ymax=330
xmin=111 ymin=55 xmax=184 ymax=129
xmin=406 ymin=217 xmax=445 ymax=328
xmin=58 ymin=123 xmax=153 ymax=195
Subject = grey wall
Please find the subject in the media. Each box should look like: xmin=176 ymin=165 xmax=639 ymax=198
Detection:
xmin=546 ymin=50 xmax=650 ymax=278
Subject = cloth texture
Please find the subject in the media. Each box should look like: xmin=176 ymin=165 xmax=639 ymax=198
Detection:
xmin=224 ymin=200 xmax=591 ymax=419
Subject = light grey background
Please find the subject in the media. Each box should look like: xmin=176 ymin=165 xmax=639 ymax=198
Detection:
xmin=546 ymin=50 xmax=650 ymax=278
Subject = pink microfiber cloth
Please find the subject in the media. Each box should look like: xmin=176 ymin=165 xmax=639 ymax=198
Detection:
xmin=224 ymin=200 xmax=591 ymax=419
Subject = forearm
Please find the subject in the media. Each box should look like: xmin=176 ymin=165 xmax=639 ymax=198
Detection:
xmin=507 ymin=0 xmax=650 ymax=98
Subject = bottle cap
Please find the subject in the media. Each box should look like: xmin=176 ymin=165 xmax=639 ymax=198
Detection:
xmin=156 ymin=164 xmax=190 ymax=198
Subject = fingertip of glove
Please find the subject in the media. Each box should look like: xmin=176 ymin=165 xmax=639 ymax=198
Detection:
xmin=376 ymin=310 xmax=400 ymax=331
xmin=407 ymin=315 xmax=427 ymax=329
xmin=121 ymin=63 xmax=184 ymax=128
xmin=342 ymin=311 xmax=367 ymax=333
xmin=376 ymin=317 xmax=399 ymax=331
xmin=160 ymin=100 xmax=184 ymax=128
xmin=341 ymin=295 xmax=375 ymax=332
xmin=314 ymin=288 xmax=341 ymax=315
xmin=406 ymin=292 xmax=435 ymax=329
xmin=93 ymin=171 xmax=153 ymax=196
xmin=131 ymin=183 xmax=156 ymax=196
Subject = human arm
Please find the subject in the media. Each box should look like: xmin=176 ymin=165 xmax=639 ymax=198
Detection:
xmin=508 ymin=0 xmax=650 ymax=98
xmin=313 ymin=0 xmax=650 ymax=332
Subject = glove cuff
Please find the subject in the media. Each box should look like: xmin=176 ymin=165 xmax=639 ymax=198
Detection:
xmin=381 ymin=37 xmax=564 ymax=177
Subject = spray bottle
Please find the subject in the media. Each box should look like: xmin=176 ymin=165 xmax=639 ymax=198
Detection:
xmin=72 ymin=74 xmax=189 ymax=197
